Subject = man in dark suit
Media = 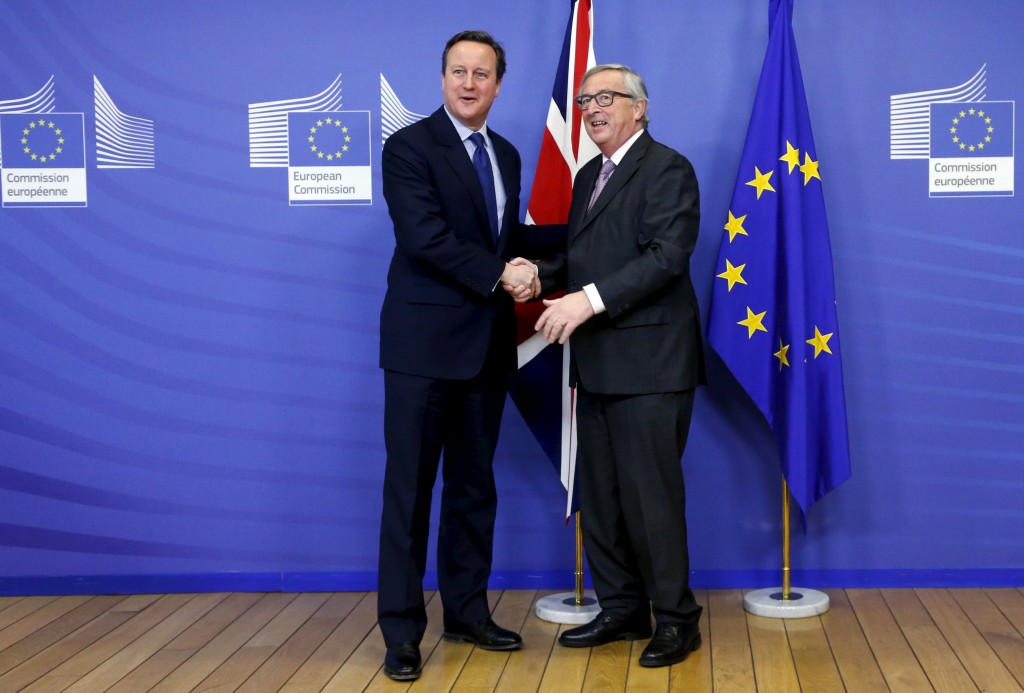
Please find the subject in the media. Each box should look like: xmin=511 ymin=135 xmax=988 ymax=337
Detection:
xmin=376 ymin=30 xmax=542 ymax=681
xmin=535 ymin=64 xmax=706 ymax=668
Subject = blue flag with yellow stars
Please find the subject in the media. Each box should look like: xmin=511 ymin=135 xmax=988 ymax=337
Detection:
xmin=287 ymin=111 xmax=370 ymax=167
xmin=707 ymin=0 xmax=851 ymax=514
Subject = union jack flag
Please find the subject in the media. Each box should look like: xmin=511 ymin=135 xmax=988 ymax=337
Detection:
xmin=509 ymin=0 xmax=599 ymax=519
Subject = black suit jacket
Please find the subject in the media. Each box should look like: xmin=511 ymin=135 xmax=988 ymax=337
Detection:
xmin=547 ymin=130 xmax=706 ymax=395
xmin=379 ymin=107 xmax=525 ymax=380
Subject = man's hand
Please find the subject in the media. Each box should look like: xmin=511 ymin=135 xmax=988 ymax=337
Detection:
xmin=501 ymin=257 xmax=539 ymax=302
xmin=534 ymin=292 xmax=595 ymax=344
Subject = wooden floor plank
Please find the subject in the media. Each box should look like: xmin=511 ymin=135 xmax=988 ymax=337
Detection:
xmin=0 ymin=587 xmax=1016 ymax=692
xmin=148 ymin=592 xmax=296 ymax=693
xmin=882 ymin=588 xmax=978 ymax=693
xmin=917 ymin=588 xmax=1023 ymax=693
xmin=988 ymin=588 xmax=1024 ymax=636
xmin=452 ymin=589 xmax=533 ymax=690
xmin=707 ymin=589 xmax=756 ymax=693
xmin=279 ymin=592 xmax=374 ymax=692
xmin=0 ymin=596 xmax=58 ymax=631
xmin=819 ymin=589 xmax=888 ymax=693
xmin=0 ymin=595 xmax=127 ymax=676
xmin=746 ymin=608 xmax=800 ymax=693
xmin=0 ymin=597 xmax=139 ymax=692
xmin=846 ymin=588 xmax=931 ymax=693
xmin=63 ymin=592 xmax=226 ymax=692
xmin=105 ymin=592 xmax=264 ymax=693
xmin=582 ymin=637 xmax=631 ymax=691
xmin=237 ymin=592 xmax=362 ymax=692
xmin=405 ymin=590 xmax=472 ymax=692
xmin=784 ymin=612 xmax=843 ymax=693
xmin=494 ymin=591 xmax=560 ymax=693
xmin=19 ymin=593 xmax=195 ymax=693
xmin=952 ymin=589 xmax=1024 ymax=689
xmin=538 ymin=623 xmax=591 ymax=693
xmin=190 ymin=592 xmax=329 ymax=691
xmin=0 ymin=596 xmax=26 ymax=613
xmin=0 ymin=595 xmax=90 ymax=652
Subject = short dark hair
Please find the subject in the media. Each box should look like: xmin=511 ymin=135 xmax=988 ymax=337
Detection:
xmin=442 ymin=30 xmax=506 ymax=81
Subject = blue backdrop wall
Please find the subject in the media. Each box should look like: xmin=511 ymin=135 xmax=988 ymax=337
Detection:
xmin=1 ymin=0 xmax=1021 ymax=594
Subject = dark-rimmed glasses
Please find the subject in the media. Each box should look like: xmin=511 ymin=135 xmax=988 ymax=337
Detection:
xmin=574 ymin=90 xmax=632 ymax=110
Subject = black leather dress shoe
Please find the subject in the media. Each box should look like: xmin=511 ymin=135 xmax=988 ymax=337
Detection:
xmin=558 ymin=609 xmax=652 ymax=648
xmin=383 ymin=641 xmax=422 ymax=681
xmin=443 ymin=618 xmax=524 ymax=650
xmin=639 ymin=623 xmax=701 ymax=667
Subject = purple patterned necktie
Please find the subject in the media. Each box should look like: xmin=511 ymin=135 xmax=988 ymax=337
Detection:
xmin=587 ymin=159 xmax=616 ymax=212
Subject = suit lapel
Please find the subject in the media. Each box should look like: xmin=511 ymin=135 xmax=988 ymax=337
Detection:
xmin=492 ymin=133 xmax=518 ymax=254
xmin=573 ymin=131 xmax=652 ymax=239
xmin=429 ymin=109 xmax=495 ymax=247
xmin=569 ymin=157 xmax=601 ymax=241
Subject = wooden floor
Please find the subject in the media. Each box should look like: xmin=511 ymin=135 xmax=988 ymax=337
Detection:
xmin=0 ymin=588 xmax=1022 ymax=692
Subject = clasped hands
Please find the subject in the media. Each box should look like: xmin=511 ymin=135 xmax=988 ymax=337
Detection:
xmin=501 ymin=257 xmax=541 ymax=303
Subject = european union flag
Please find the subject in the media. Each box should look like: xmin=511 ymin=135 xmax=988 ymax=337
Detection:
xmin=0 ymin=113 xmax=85 ymax=169
xmin=287 ymin=111 xmax=370 ymax=167
xmin=929 ymin=101 xmax=1014 ymax=158
xmin=707 ymin=0 xmax=850 ymax=514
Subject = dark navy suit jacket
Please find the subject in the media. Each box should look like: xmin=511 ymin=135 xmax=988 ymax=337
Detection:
xmin=379 ymin=107 xmax=524 ymax=380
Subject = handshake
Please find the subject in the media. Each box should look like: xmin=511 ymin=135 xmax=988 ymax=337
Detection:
xmin=500 ymin=257 xmax=541 ymax=303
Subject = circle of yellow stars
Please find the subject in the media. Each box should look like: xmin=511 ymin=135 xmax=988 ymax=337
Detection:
xmin=948 ymin=107 xmax=994 ymax=152
xmin=716 ymin=139 xmax=832 ymax=371
xmin=308 ymin=117 xmax=351 ymax=160
xmin=20 ymin=119 xmax=65 ymax=164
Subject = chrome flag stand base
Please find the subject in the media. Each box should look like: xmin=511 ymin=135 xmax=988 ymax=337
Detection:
xmin=535 ymin=590 xmax=601 ymax=624
xmin=743 ymin=586 xmax=830 ymax=618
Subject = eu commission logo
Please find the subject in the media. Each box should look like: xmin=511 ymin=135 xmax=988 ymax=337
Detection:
xmin=890 ymin=65 xmax=1015 ymax=198
xmin=929 ymin=102 xmax=1014 ymax=197
xmin=0 ymin=113 xmax=87 ymax=208
xmin=287 ymin=110 xmax=371 ymax=206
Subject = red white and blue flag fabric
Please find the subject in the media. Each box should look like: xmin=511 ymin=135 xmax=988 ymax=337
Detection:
xmin=508 ymin=0 xmax=599 ymax=519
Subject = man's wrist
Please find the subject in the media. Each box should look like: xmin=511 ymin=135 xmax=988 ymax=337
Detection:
xmin=582 ymin=283 xmax=606 ymax=315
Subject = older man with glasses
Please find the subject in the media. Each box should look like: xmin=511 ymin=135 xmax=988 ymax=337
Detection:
xmin=534 ymin=64 xmax=706 ymax=668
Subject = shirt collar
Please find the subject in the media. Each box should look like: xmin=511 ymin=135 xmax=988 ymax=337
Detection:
xmin=604 ymin=128 xmax=645 ymax=166
xmin=444 ymin=105 xmax=490 ymax=144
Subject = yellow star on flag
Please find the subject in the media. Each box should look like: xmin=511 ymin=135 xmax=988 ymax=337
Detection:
xmin=806 ymin=326 xmax=833 ymax=357
xmin=716 ymin=259 xmax=747 ymax=291
xmin=780 ymin=141 xmax=800 ymax=173
xmin=774 ymin=339 xmax=790 ymax=371
xmin=800 ymin=152 xmax=821 ymax=185
xmin=738 ymin=307 xmax=768 ymax=338
xmin=723 ymin=210 xmax=748 ymax=242
xmin=746 ymin=166 xmax=775 ymax=199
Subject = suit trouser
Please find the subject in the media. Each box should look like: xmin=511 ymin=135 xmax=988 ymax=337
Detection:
xmin=377 ymin=365 xmax=508 ymax=648
xmin=575 ymin=387 xmax=703 ymax=625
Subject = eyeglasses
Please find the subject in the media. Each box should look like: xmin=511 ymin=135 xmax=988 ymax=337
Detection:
xmin=574 ymin=90 xmax=633 ymax=110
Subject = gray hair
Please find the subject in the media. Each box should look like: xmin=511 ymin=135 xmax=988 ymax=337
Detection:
xmin=579 ymin=64 xmax=650 ymax=126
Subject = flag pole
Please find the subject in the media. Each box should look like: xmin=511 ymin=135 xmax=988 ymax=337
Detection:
xmin=781 ymin=477 xmax=791 ymax=599
xmin=742 ymin=475 xmax=829 ymax=617
xmin=574 ymin=511 xmax=585 ymax=603
xmin=535 ymin=511 xmax=600 ymax=623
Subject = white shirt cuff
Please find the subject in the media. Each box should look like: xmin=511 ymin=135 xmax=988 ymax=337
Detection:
xmin=582 ymin=283 xmax=606 ymax=315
